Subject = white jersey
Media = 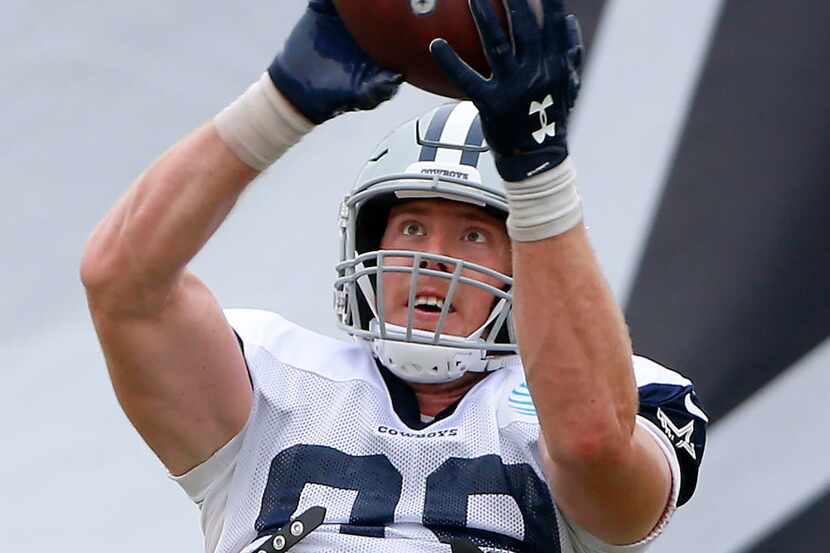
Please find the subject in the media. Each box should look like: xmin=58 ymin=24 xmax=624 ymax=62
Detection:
xmin=172 ymin=309 xmax=707 ymax=553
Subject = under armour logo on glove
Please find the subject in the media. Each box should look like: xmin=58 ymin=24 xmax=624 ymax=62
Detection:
xmin=529 ymin=95 xmax=557 ymax=144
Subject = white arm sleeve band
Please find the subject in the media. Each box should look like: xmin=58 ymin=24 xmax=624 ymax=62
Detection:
xmin=504 ymin=157 xmax=583 ymax=241
xmin=214 ymin=73 xmax=314 ymax=171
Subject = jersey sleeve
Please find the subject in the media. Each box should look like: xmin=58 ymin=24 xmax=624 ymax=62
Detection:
xmin=554 ymin=417 xmax=684 ymax=553
xmin=554 ymin=357 xmax=707 ymax=553
xmin=557 ymin=507 xmax=669 ymax=553
xmin=633 ymin=356 xmax=708 ymax=507
xmin=169 ymin=428 xmax=246 ymax=553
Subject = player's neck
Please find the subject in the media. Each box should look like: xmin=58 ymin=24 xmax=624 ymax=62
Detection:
xmin=408 ymin=372 xmax=489 ymax=417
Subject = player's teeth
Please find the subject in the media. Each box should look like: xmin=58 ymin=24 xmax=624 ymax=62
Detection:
xmin=415 ymin=296 xmax=444 ymax=309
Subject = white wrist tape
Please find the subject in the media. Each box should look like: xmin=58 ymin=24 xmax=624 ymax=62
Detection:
xmin=504 ymin=157 xmax=583 ymax=241
xmin=214 ymin=73 xmax=314 ymax=171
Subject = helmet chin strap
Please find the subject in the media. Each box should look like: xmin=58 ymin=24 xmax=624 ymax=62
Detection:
xmin=367 ymin=305 xmax=511 ymax=384
xmin=355 ymin=261 xmax=512 ymax=384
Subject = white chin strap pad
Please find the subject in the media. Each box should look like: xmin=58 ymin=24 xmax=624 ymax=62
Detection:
xmin=369 ymin=321 xmax=506 ymax=384
xmin=373 ymin=340 xmax=481 ymax=384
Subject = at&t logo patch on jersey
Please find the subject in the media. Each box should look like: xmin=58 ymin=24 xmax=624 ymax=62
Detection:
xmin=508 ymin=382 xmax=537 ymax=417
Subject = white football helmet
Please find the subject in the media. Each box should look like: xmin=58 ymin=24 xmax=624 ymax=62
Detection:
xmin=335 ymin=101 xmax=518 ymax=383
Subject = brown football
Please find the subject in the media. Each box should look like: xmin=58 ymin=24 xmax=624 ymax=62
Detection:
xmin=334 ymin=0 xmax=542 ymax=98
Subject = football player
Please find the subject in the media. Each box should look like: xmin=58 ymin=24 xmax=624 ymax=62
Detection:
xmin=81 ymin=1 xmax=708 ymax=552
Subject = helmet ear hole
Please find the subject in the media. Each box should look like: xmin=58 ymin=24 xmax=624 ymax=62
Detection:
xmin=353 ymin=194 xmax=397 ymax=332
xmin=355 ymin=280 xmax=376 ymax=332
xmin=355 ymin=195 xmax=396 ymax=256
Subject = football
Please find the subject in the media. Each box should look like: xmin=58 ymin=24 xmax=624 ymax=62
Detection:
xmin=334 ymin=0 xmax=543 ymax=98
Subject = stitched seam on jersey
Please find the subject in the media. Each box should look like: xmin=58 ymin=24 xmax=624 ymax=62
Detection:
xmin=228 ymin=309 xmax=386 ymax=389
xmin=247 ymin=342 xmax=388 ymax=394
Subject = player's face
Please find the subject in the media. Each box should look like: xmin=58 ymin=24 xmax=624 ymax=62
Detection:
xmin=379 ymin=199 xmax=512 ymax=337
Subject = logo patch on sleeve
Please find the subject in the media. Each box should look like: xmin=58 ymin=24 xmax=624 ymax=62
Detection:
xmin=657 ymin=407 xmax=697 ymax=459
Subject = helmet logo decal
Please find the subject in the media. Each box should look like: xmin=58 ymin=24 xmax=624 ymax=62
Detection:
xmin=405 ymin=162 xmax=483 ymax=185
xmin=530 ymin=95 xmax=557 ymax=144
xmin=420 ymin=167 xmax=470 ymax=180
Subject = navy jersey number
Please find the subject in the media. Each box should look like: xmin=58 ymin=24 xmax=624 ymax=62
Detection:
xmin=425 ymin=455 xmax=559 ymax=552
xmin=256 ymin=444 xmax=559 ymax=552
xmin=255 ymin=445 xmax=401 ymax=538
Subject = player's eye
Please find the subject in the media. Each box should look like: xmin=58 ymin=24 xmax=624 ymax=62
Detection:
xmin=402 ymin=221 xmax=426 ymax=236
xmin=463 ymin=229 xmax=487 ymax=243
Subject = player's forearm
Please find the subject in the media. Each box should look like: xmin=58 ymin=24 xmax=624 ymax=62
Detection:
xmin=512 ymin=224 xmax=638 ymax=465
xmin=81 ymin=123 xmax=259 ymax=314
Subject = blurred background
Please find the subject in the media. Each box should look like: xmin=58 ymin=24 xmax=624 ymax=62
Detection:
xmin=2 ymin=0 xmax=828 ymax=551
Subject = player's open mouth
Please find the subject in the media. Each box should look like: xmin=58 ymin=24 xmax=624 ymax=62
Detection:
xmin=410 ymin=295 xmax=456 ymax=314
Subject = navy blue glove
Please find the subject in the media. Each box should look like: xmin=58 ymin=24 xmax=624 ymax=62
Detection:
xmin=268 ymin=0 xmax=403 ymax=125
xmin=430 ymin=0 xmax=584 ymax=181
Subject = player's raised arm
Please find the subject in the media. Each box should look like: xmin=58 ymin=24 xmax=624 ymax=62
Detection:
xmin=81 ymin=0 xmax=400 ymax=476
xmin=433 ymin=0 xmax=674 ymax=546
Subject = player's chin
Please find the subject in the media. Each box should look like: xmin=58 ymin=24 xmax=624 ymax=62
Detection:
xmin=410 ymin=309 xmax=467 ymax=336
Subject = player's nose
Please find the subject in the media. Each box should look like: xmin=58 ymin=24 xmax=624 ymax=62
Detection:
xmin=416 ymin=235 xmax=457 ymax=272
xmin=419 ymin=257 xmax=453 ymax=273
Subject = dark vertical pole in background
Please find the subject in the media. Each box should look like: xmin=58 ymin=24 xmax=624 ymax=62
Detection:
xmin=622 ymin=1 xmax=830 ymax=549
